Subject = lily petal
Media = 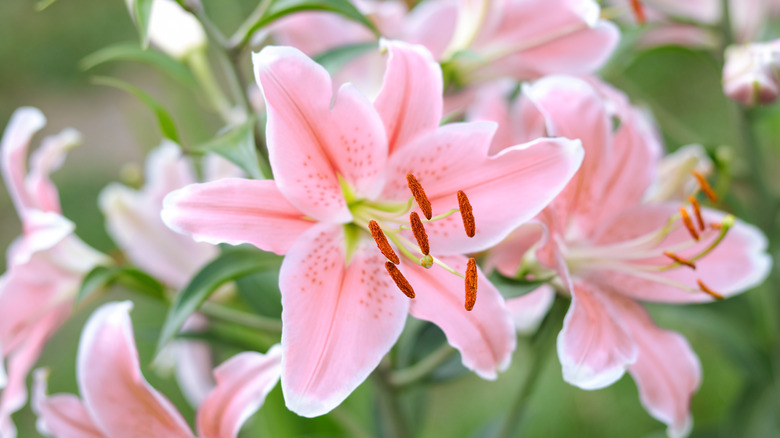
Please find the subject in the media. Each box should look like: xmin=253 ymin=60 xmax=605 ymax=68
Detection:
xmin=557 ymin=283 xmax=637 ymax=390
xmin=279 ymin=224 xmax=408 ymax=417
xmin=506 ymin=284 xmax=556 ymax=335
xmin=614 ymin=296 xmax=701 ymax=438
xmin=253 ymin=45 xmax=388 ymax=219
xmin=76 ymin=302 xmax=194 ymax=438
xmin=1 ymin=107 xmax=47 ymax=217
xmin=162 ymin=179 xmax=314 ymax=256
xmin=374 ymin=40 xmax=442 ymax=154
xmin=196 ymin=346 xmax=282 ymax=438
xmin=33 ymin=370 xmax=105 ymax=438
xmin=385 ymin=122 xmax=583 ymax=255
xmin=406 ymin=255 xmax=515 ymax=379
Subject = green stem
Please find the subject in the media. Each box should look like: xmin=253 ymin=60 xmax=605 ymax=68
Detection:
xmin=389 ymin=343 xmax=456 ymax=387
xmin=228 ymin=0 xmax=272 ymax=54
xmin=199 ymin=302 xmax=282 ymax=333
xmin=331 ymin=406 xmax=373 ymax=438
xmin=496 ymin=296 xmax=567 ymax=438
xmin=186 ymin=49 xmax=233 ymax=122
xmin=373 ymin=361 xmax=411 ymax=438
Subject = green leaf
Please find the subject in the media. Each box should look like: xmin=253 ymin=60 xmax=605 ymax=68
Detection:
xmin=155 ymin=245 xmax=282 ymax=357
xmin=34 ymin=0 xmax=58 ymax=12
xmin=487 ymin=271 xmax=547 ymax=299
xmin=134 ymin=0 xmax=154 ymax=49
xmin=82 ymin=44 xmax=198 ymax=89
xmin=243 ymin=0 xmax=379 ymax=46
xmin=91 ymin=76 xmax=181 ymax=143
xmin=314 ymin=42 xmax=377 ymax=75
xmin=235 ymin=269 xmax=283 ymax=318
xmin=76 ymin=265 xmax=167 ymax=306
xmin=191 ymin=118 xmax=264 ymax=179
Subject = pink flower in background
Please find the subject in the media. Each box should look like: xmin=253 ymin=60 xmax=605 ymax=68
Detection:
xmin=33 ymin=301 xmax=282 ymax=438
xmin=0 ymin=108 xmax=107 ymax=438
xmin=722 ymin=40 xmax=780 ymax=106
xmin=478 ymin=76 xmax=771 ymax=437
xmin=162 ymin=40 xmax=583 ymax=416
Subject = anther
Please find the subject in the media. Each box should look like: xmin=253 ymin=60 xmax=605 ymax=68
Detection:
xmin=697 ymin=279 xmax=724 ymax=300
xmin=691 ymin=171 xmax=718 ymax=203
xmin=407 ymin=173 xmax=432 ymax=220
xmin=409 ymin=212 xmax=430 ymax=255
xmin=688 ymin=196 xmax=706 ymax=231
xmin=465 ymin=258 xmax=477 ymax=311
xmin=385 ymin=262 xmax=415 ymax=299
xmin=630 ymin=0 xmax=646 ymax=24
xmin=679 ymin=207 xmax=700 ymax=241
xmin=457 ymin=190 xmax=475 ymax=238
xmin=663 ymin=251 xmax=696 ymax=270
xmin=369 ymin=220 xmax=400 ymax=264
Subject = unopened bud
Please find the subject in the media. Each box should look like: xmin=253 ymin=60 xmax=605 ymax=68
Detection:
xmin=723 ymin=41 xmax=780 ymax=106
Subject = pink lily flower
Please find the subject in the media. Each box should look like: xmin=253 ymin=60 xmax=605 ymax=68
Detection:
xmin=0 ymin=108 xmax=107 ymax=438
xmin=161 ymin=40 xmax=584 ymax=416
xmin=33 ymin=301 xmax=282 ymax=438
xmin=477 ymin=76 xmax=771 ymax=437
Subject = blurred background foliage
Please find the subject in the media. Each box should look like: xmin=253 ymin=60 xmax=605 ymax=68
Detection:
xmin=1 ymin=0 xmax=779 ymax=437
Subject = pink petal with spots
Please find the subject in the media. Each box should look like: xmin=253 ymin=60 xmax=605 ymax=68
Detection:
xmin=253 ymin=46 xmax=388 ymax=220
xmin=506 ymin=284 xmax=556 ymax=334
xmin=609 ymin=296 xmax=701 ymax=438
xmin=279 ymin=224 xmax=408 ymax=417
xmin=196 ymin=346 xmax=282 ymax=438
xmin=374 ymin=40 xmax=442 ymax=154
xmin=385 ymin=122 xmax=583 ymax=255
xmin=589 ymin=204 xmax=771 ymax=303
xmin=557 ymin=283 xmax=637 ymax=390
xmin=77 ymin=302 xmax=194 ymax=438
xmin=33 ymin=370 xmax=106 ymax=438
xmin=1 ymin=107 xmax=47 ymax=217
xmin=406 ymin=255 xmax=516 ymax=379
xmin=162 ymin=179 xmax=314 ymax=256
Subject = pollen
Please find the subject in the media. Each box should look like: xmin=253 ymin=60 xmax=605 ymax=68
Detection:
xmin=663 ymin=251 xmax=696 ymax=270
xmin=689 ymin=196 xmax=706 ymax=231
xmin=410 ymin=212 xmax=430 ymax=255
xmin=630 ymin=0 xmax=646 ymax=24
xmin=465 ymin=257 xmax=478 ymax=311
xmin=457 ymin=190 xmax=475 ymax=238
xmin=697 ymin=279 xmax=724 ymax=300
xmin=679 ymin=207 xmax=700 ymax=241
xmin=385 ymin=261 xmax=415 ymax=299
xmin=369 ymin=220 xmax=400 ymax=264
xmin=692 ymin=171 xmax=718 ymax=203
xmin=407 ymin=173 xmax=433 ymax=220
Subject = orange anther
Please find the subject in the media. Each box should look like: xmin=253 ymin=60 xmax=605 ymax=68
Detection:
xmin=409 ymin=212 xmax=430 ymax=255
xmin=407 ymin=174 xmax=432 ymax=220
xmin=688 ymin=196 xmax=706 ymax=231
xmin=385 ymin=262 xmax=415 ymax=299
xmin=691 ymin=171 xmax=718 ymax=203
xmin=465 ymin=258 xmax=478 ymax=311
xmin=369 ymin=220 xmax=400 ymax=264
xmin=697 ymin=279 xmax=724 ymax=300
xmin=630 ymin=0 xmax=646 ymax=24
xmin=457 ymin=190 xmax=475 ymax=238
xmin=663 ymin=251 xmax=696 ymax=270
xmin=679 ymin=207 xmax=700 ymax=241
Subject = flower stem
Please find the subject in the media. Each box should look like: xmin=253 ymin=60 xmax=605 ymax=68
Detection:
xmin=496 ymin=295 xmax=567 ymax=438
xmin=389 ymin=343 xmax=456 ymax=387
xmin=199 ymin=302 xmax=282 ymax=334
xmin=373 ymin=361 xmax=411 ymax=438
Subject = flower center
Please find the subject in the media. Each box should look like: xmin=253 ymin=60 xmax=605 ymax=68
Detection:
xmin=342 ymin=173 xmax=479 ymax=310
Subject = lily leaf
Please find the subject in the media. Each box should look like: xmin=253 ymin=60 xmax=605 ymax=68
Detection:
xmin=76 ymin=265 xmax=166 ymax=306
xmin=134 ymin=0 xmax=154 ymax=49
xmin=82 ymin=44 xmax=198 ymax=88
xmin=314 ymin=41 xmax=377 ymax=75
xmin=154 ymin=245 xmax=282 ymax=358
xmin=192 ymin=117 xmax=264 ymax=179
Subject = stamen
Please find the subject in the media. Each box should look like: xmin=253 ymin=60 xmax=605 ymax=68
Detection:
xmin=385 ymin=261 xmax=415 ymax=299
xmin=688 ymin=196 xmax=706 ymax=231
xmin=465 ymin=257 xmax=477 ymax=311
xmin=407 ymin=173 xmax=432 ymax=220
xmin=629 ymin=0 xmax=646 ymax=24
xmin=369 ymin=220 xmax=400 ymax=264
xmin=697 ymin=279 xmax=724 ymax=300
xmin=663 ymin=251 xmax=696 ymax=270
xmin=409 ymin=212 xmax=430 ymax=255
xmin=457 ymin=190 xmax=475 ymax=238
xmin=679 ymin=207 xmax=700 ymax=241
xmin=691 ymin=171 xmax=718 ymax=203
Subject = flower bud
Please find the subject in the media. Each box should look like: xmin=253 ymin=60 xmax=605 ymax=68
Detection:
xmin=126 ymin=0 xmax=207 ymax=59
xmin=723 ymin=41 xmax=780 ymax=106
